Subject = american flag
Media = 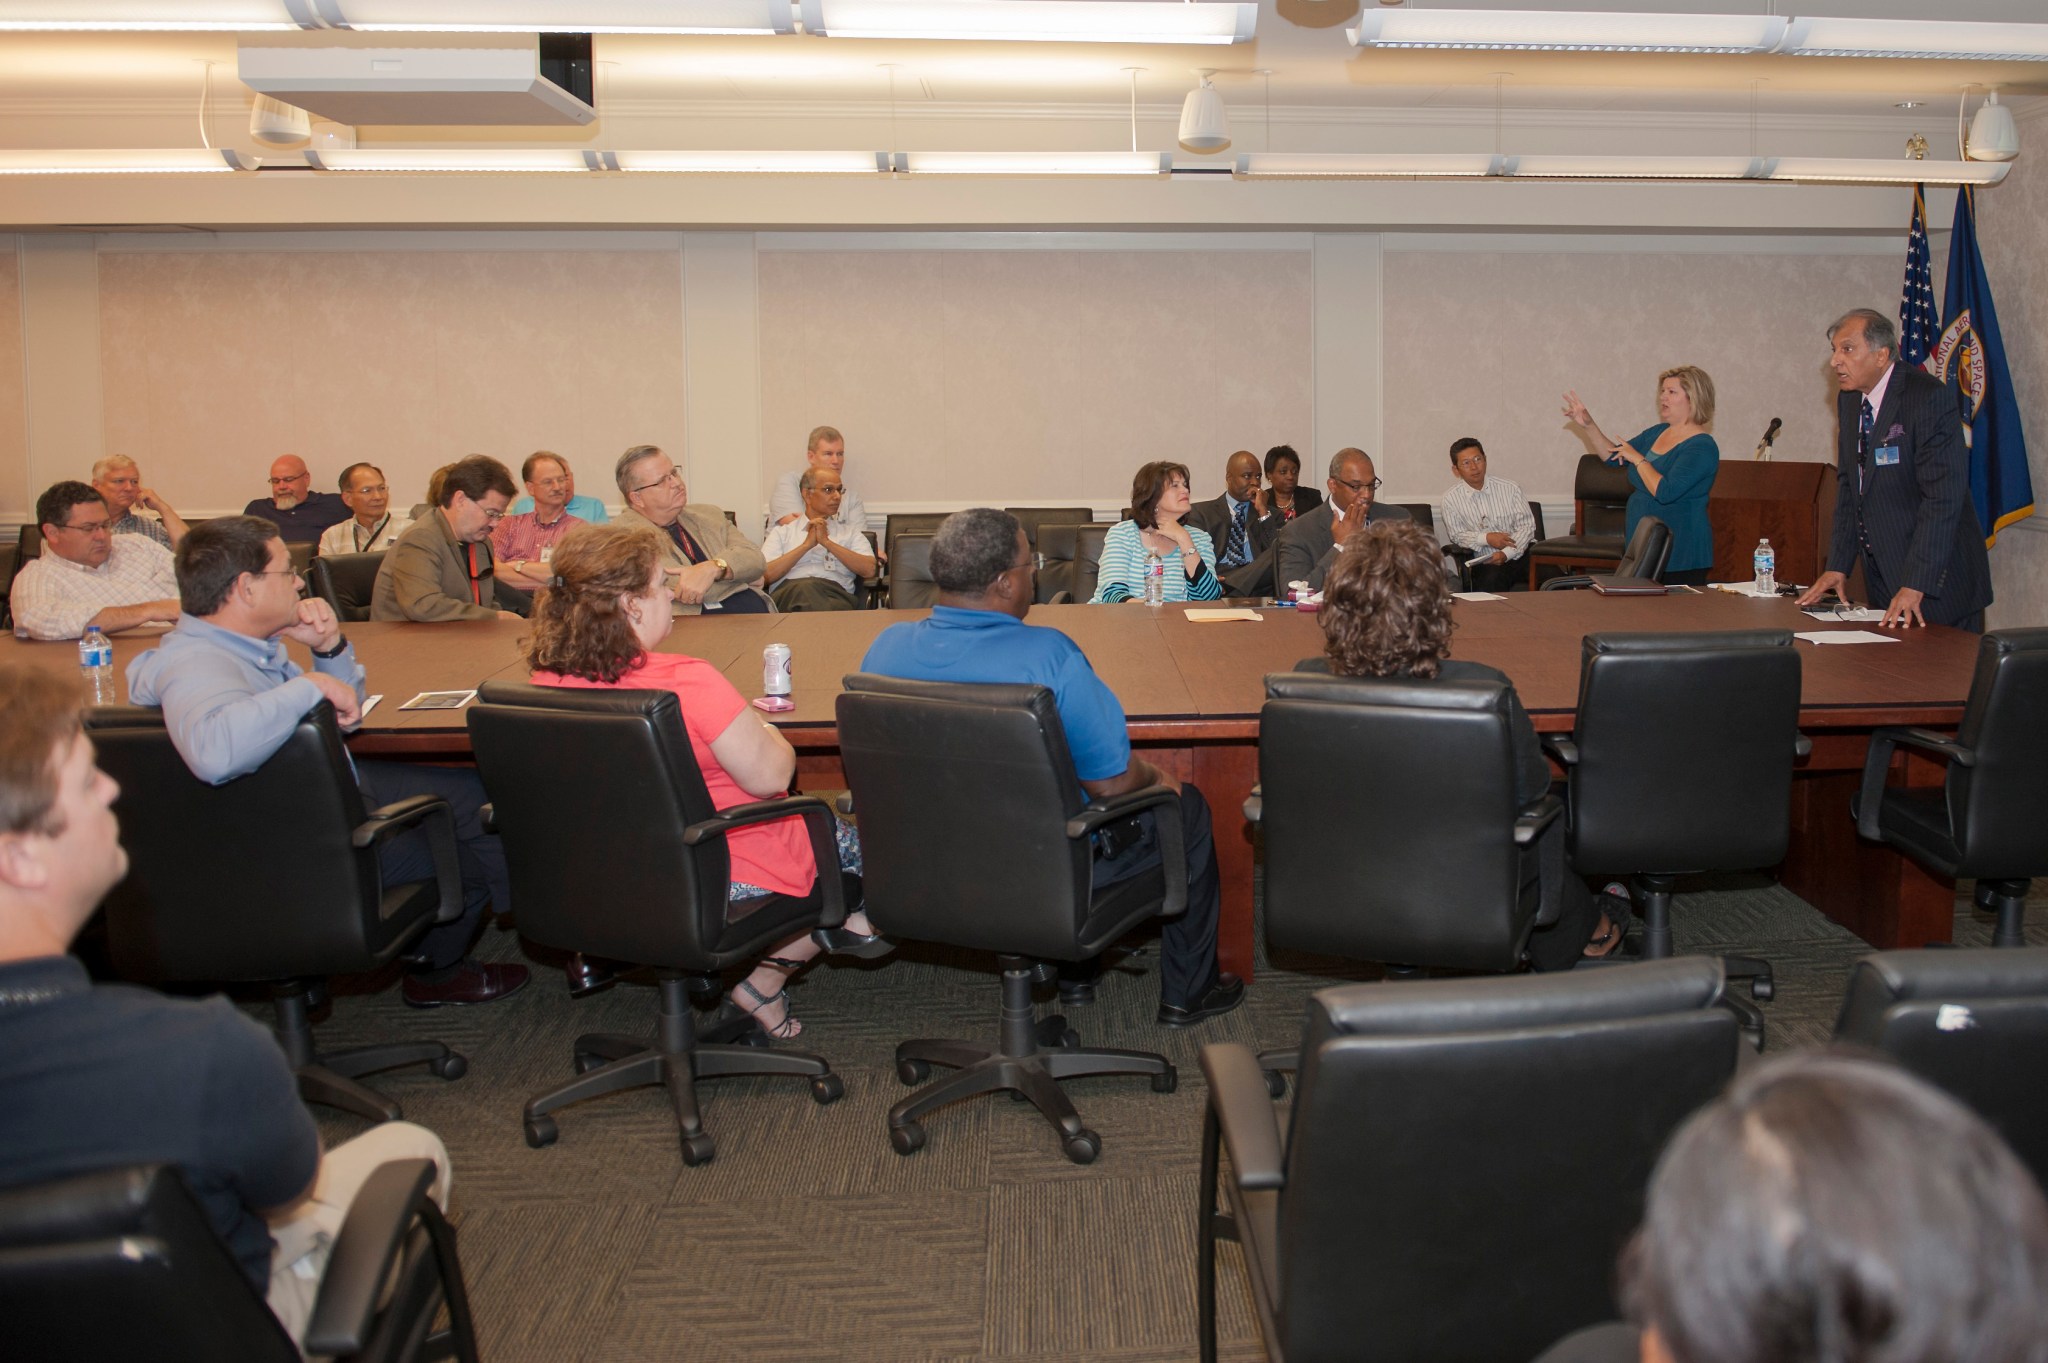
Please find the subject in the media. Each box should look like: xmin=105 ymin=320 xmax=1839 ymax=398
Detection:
xmin=1900 ymin=185 xmax=1937 ymax=370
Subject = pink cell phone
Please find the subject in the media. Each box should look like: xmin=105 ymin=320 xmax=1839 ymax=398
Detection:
xmin=752 ymin=696 xmax=795 ymax=713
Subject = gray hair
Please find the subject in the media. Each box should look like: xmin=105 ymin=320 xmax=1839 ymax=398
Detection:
xmin=1327 ymin=447 xmax=1372 ymax=482
xmin=929 ymin=508 xmax=1023 ymax=595
xmin=799 ymin=466 xmax=824 ymax=492
xmin=615 ymin=444 xmax=664 ymax=498
xmin=1828 ymin=308 xmax=1898 ymax=358
xmin=90 ymin=455 xmax=137 ymax=482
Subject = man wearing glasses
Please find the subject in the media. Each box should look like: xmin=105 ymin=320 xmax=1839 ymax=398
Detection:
xmin=489 ymin=452 xmax=587 ymax=595
xmin=1274 ymin=447 xmax=1411 ymax=595
xmin=316 ymin=463 xmax=411 ymax=558
xmin=1439 ymin=438 xmax=1536 ymax=594
xmin=760 ymin=467 xmax=877 ymax=612
xmin=613 ymin=444 xmax=772 ymax=615
xmin=370 ymin=455 xmax=523 ymax=623
xmin=91 ymin=455 xmax=189 ymax=550
xmin=12 ymin=481 xmax=181 ymax=640
xmin=242 ymin=455 xmax=351 ymax=545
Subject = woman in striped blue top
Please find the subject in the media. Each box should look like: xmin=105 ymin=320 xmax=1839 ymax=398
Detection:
xmin=1090 ymin=461 xmax=1224 ymax=604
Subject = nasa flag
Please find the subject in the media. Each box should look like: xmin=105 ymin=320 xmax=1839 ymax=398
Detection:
xmin=1928 ymin=185 xmax=2034 ymax=545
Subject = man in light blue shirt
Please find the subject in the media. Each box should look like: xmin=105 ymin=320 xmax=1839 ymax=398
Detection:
xmin=859 ymin=508 xmax=1243 ymax=1027
xmin=506 ymin=450 xmax=608 ymax=524
xmin=126 ymin=515 xmax=527 ymax=1009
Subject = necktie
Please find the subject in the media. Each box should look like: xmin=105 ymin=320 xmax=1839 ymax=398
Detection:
xmin=1858 ymin=397 xmax=1875 ymax=493
xmin=1223 ymin=499 xmax=1250 ymax=568
xmin=667 ymin=520 xmax=705 ymax=564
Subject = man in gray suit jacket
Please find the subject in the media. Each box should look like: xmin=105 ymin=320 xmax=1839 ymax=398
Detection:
xmin=1185 ymin=450 xmax=1286 ymax=597
xmin=1275 ymin=447 xmax=1411 ymax=594
xmin=612 ymin=444 xmax=773 ymax=615
xmin=1798 ymin=309 xmax=1992 ymax=631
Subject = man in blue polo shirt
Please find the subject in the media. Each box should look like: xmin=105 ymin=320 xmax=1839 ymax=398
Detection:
xmin=860 ymin=508 xmax=1244 ymax=1026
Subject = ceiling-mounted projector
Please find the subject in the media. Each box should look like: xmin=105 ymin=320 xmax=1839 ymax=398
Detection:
xmin=238 ymin=31 xmax=594 ymax=127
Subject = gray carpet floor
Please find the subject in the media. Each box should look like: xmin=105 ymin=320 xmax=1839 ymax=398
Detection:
xmin=296 ymin=877 xmax=2048 ymax=1363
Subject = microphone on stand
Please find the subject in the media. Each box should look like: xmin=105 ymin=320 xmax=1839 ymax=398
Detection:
xmin=1753 ymin=416 xmax=1783 ymax=462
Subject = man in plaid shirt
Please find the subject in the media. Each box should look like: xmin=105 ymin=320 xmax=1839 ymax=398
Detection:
xmin=12 ymin=481 xmax=180 ymax=641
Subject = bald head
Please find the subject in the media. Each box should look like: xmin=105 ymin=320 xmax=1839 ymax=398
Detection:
xmin=1327 ymin=448 xmax=1378 ymax=515
xmin=1224 ymin=450 xmax=1263 ymax=503
xmin=267 ymin=455 xmax=312 ymax=511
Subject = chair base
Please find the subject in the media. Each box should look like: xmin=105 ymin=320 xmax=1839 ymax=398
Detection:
xmin=522 ymin=974 xmax=840 ymax=1166
xmin=889 ymin=956 xmax=1175 ymax=1165
xmin=1978 ymin=878 xmax=2032 ymax=947
xmin=273 ymin=981 xmax=464 ymax=1125
xmin=1589 ymin=877 xmax=1775 ymax=1050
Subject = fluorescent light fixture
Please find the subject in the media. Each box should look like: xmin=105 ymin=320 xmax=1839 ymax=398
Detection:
xmin=303 ymin=147 xmax=600 ymax=171
xmin=1349 ymin=8 xmax=1785 ymax=53
xmin=326 ymin=1 xmax=797 ymax=35
xmin=1778 ymin=17 xmax=2048 ymax=60
xmin=1510 ymin=155 xmax=1766 ymax=179
xmin=895 ymin=151 xmax=1171 ymax=176
xmin=1234 ymin=152 xmax=1506 ymax=179
xmin=0 ymin=148 xmax=258 ymax=173
xmin=801 ymin=0 xmax=1255 ymax=44
xmin=1767 ymin=157 xmax=2009 ymax=186
xmin=610 ymin=150 xmax=891 ymax=173
xmin=0 ymin=1 xmax=305 ymax=29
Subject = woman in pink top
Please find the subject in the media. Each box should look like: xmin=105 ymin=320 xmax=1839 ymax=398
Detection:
xmin=528 ymin=524 xmax=884 ymax=1039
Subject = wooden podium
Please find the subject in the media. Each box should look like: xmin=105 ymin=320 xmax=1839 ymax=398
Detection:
xmin=1709 ymin=461 xmax=1836 ymax=584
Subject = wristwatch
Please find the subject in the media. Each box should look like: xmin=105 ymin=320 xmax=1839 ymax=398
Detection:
xmin=710 ymin=556 xmax=729 ymax=579
xmin=312 ymin=635 xmax=350 ymax=659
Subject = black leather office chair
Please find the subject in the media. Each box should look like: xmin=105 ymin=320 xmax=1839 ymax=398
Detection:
xmin=886 ymin=532 xmax=939 ymax=610
xmin=0 ymin=541 xmax=17 ymax=633
xmin=85 ymin=704 xmax=467 ymax=1123
xmin=1548 ymin=631 xmax=1807 ymax=1044
xmin=837 ymin=675 xmax=1181 ymax=1164
xmin=1036 ymin=521 xmax=1081 ymax=604
xmin=1526 ymin=454 xmax=1634 ymax=588
xmin=1070 ymin=522 xmax=1108 ymax=603
xmin=309 ymin=551 xmax=387 ymax=623
xmin=16 ymin=521 xmax=42 ymax=567
xmin=883 ymin=512 xmax=950 ymax=571
xmin=1833 ymin=946 xmax=2048 ymax=1188
xmin=467 ymin=681 xmax=846 ymax=1166
xmin=1393 ymin=503 xmax=1436 ymax=535
xmin=1198 ymin=959 xmax=1741 ymax=1363
xmin=1006 ymin=506 xmax=1093 ymax=550
xmin=0 ymin=1160 xmax=477 ymax=1363
xmin=1541 ymin=516 xmax=1672 ymax=591
xmin=1851 ymin=629 xmax=2048 ymax=947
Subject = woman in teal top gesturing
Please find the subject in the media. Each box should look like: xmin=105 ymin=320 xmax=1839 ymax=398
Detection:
xmin=1562 ymin=365 xmax=1721 ymax=587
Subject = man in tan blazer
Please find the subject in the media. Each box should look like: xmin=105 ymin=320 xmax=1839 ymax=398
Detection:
xmin=611 ymin=444 xmax=773 ymax=614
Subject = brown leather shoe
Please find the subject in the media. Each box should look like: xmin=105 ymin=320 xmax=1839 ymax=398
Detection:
xmin=403 ymin=961 xmax=530 ymax=1009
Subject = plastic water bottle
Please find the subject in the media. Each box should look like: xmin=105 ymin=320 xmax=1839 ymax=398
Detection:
xmin=78 ymin=625 xmax=116 ymax=705
xmin=1142 ymin=551 xmax=1166 ymax=607
xmin=1752 ymin=538 xmax=1776 ymax=597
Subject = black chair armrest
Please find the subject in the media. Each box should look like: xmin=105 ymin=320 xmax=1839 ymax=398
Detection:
xmin=1198 ymin=1044 xmax=1285 ymax=1191
xmin=1064 ymin=784 xmax=1180 ymax=839
xmin=353 ymin=796 xmax=461 ymax=925
xmin=1047 ymin=590 xmax=1073 ymax=605
xmin=1513 ymin=793 xmax=1563 ymax=846
xmin=302 ymin=1159 xmax=438 ymax=1358
xmin=1541 ymin=734 xmax=1581 ymax=766
xmin=1242 ymin=784 xmax=1262 ymax=824
xmin=1856 ymin=727 xmax=1971 ymax=842
xmin=685 ymin=795 xmax=847 ymax=928
xmin=1541 ymin=575 xmax=1592 ymax=592
xmin=479 ymin=801 xmax=496 ymax=834
xmin=834 ymin=791 xmax=854 ymax=816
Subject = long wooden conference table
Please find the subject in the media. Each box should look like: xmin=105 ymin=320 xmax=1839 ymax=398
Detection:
xmin=6 ymin=591 xmax=1981 ymax=980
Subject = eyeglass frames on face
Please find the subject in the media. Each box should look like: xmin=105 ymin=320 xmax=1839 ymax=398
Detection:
xmin=269 ymin=474 xmax=310 ymax=486
xmin=1332 ymin=476 xmax=1383 ymax=493
xmin=56 ymin=519 xmax=111 ymax=535
xmin=631 ymin=468 xmax=684 ymax=495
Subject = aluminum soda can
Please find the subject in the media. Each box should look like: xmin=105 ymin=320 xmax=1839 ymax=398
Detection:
xmin=763 ymin=642 xmax=793 ymax=697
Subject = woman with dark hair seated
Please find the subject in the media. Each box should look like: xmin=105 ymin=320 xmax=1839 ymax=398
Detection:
xmin=1555 ymin=1051 xmax=2048 ymax=1363
xmin=1304 ymin=520 xmax=1619 ymax=965
xmin=1090 ymin=460 xmax=1223 ymax=604
xmin=526 ymin=523 xmax=886 ymax=1038
xmin=1263 ymin=444 xmax=1320 ymax=523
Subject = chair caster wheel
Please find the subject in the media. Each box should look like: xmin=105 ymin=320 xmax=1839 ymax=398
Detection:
xmin=523 ymin=1115 xmax=558 ymax=1149
xmin=680 ymin=1132 xmax=717 ymax=1166
xmin=430 ymin=1053 xmax=468 ymax=1081
xmin=1063 ymin=1129 xmax=1101 ymax=1165
xmin=811 ymin=1074 xmax=845 ymax=1104
xmin=1152 ymin=1067 xmax=1178 ymax=1094
xmin=897 ymin=1058 xmax=930 ymax=1086
xmin=1264 ymin=1070 xmax=1287 ymax=1100
xmin=1750 ymin=978 xmax=1775 ymax=1002
xmin=1035 ymin=1016 xmax=1078 ymax=1049
xmin=890 ymin=1122 xmax=926 ymax=1156
xmin=574 ymin=1052 xmax=603 ymax=1074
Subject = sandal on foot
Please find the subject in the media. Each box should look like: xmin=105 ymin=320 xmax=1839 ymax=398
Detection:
xmin=1583 ymin=911 xmax=1628 ymax=959
xmin=732 ymin=977 xmax=801 ymax=1039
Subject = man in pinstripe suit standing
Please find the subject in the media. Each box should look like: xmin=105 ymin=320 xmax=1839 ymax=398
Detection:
xmin=1799 ymin=308 xmax=1992 ymax=631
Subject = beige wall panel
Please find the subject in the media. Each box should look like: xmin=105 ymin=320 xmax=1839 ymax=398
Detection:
xmin=97 ymin=250 xmax=684 ymax=514
xmin=1978 ymin=123 xmax=2048 ymax=629
xmin=0 ymin=244 xmax=27 ymax=516
xmin=758 ymin=249 xmax=1312 ymax=510
xmin=1382 ymin=248 xmax=1898 ymax=507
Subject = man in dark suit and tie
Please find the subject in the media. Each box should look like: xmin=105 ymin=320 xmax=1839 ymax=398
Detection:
xmin=1274 ymin=447 xmax=1411 ymax=594
xmin=1798 ymin=308 xmax=1992 ymax=631
xmin=1185 ymin=450 xmax=1284 ymax=597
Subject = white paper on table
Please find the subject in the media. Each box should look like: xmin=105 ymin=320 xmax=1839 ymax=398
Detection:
xmin=360 ymin=694 xmax=382 ymax=718
xmin=397 ymin=689 xmax=479 ymax=710
xmin=1185 ymin=608 xmax=1263 ymax=622
xmin=1453 ymin=591 xmax=1506 ymax=602
xmin=1802 ymin=607 xmax=1886 ymax=622
xmin=1710 ymin=581 xmax=1778 ymax=597
xmin=1794 ymin=630 xmax=1901 ymax=646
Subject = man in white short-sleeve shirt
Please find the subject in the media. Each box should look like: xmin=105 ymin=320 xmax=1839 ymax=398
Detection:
xmin=768 ymin=425 xmax=872 ymax=550
xmin=761 ymin=467 xmax=877 ymax=612
xmin=12 ymin=481 xmax=181 ymax=641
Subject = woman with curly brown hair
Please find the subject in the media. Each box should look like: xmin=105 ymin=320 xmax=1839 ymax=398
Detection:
xmin=526 ymin=523 xmax=885 ymax=1039
xmin=1304 ymin=520 xmax=1619 ymax=964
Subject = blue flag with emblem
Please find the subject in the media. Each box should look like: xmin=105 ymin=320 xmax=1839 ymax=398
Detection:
xmin=1898 ymin=186 xmax=1936 ymax=369
xmin=1929 ymin=185 xmax=2033 ymax=545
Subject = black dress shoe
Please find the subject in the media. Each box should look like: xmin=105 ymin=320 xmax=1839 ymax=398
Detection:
xmin=1156 ymin=973 xmax=1246 ymax=1028
xmin=810 ymin=925 xmax=897 ymax=960
xmin=565 ymin=953 xmax=619 ymax=998
xmin=403 ymin=962 xmax=531 ymax=1009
